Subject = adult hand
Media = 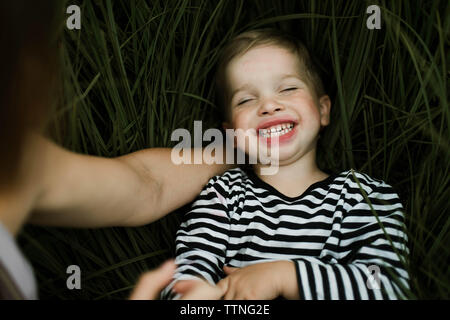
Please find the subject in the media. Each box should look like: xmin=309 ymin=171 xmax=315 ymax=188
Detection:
xmin=129 ymin=260 xmax=176 ymax=300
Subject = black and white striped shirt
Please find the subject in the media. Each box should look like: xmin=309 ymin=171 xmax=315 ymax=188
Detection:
xmin=161 ymin=168 xmax=410 ymax=300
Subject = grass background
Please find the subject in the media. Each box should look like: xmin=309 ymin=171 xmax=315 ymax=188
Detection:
xmin=18 ymin=0 xmax=449 ymax=299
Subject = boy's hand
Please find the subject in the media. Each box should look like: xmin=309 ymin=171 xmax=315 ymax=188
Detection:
xmin=217 ymin=261 xmax=299 ymax=300
xmin=173 ymin=279 xmax=226 ymax=300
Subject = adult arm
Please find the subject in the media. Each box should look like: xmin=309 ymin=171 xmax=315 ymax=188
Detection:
xmin=2 ymin=133 xmax=232 ymax=233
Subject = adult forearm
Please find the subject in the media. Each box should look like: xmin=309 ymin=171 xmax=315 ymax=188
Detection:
xmin=30 ymin=140 xmax=232 ymax=228
xmin=29 ymin=136 xmax=158 ymax=227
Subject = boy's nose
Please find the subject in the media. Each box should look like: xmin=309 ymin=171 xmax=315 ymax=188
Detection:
xmin=257 ymin=99 xmax=284 ymax=116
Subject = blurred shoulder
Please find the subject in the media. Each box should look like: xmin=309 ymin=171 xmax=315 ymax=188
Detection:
xmin=338 ymin=168 xmax=398 ymax=195
xmin=207 ymin=167 xmax=250 ymax=190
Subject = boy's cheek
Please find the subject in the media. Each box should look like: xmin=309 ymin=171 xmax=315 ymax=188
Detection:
xmin=230 ymin=116 xmax=245 ymax=131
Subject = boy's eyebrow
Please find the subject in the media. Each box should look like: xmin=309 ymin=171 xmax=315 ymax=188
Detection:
xmin=230 ymin=74 xmax=301 ymax=99
xmin=277 ymin=74 xmax=303 ymax=82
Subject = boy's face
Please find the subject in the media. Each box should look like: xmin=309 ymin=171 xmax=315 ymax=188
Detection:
xmin=224 ymin=44 xmax=331 ymax=165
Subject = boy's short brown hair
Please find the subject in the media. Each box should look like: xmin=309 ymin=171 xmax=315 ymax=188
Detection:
xmin=214 ymin=28 xmax=325 ymax=120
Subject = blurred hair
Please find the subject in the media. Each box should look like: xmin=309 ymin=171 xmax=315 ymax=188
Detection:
xmin=214 ymin=28 xmax=325 ymax=121
xmin=0 ymin=1 xmax=61 ymax=186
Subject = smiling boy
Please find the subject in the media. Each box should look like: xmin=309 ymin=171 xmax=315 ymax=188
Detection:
xmin=161 ymin=28 xmax=410 ymax=300
xmin=223 ymin=38 xmax=332 ymax=195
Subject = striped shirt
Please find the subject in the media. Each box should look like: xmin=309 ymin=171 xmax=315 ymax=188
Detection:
xmin=161 ymin=168 xmax=410 ymax=300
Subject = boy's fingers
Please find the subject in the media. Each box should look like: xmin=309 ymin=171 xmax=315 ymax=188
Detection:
xmin=129 ymin=260 xmax=176 ymax=300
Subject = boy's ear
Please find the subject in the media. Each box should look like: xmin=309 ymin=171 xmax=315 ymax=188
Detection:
xmin=318 ymin=95 xmax=331 ymax=127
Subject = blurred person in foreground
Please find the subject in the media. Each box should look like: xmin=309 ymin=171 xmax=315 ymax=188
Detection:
xmin=0 ymin=1 xmax=228 ymax=300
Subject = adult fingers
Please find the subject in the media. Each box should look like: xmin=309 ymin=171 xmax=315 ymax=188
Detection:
xmin=216 ymin=277 xmax=229 ymax=293
xmin=129 ymin=260 xmax=176 ymax=300
xmin=173 ymin=280 xmax=198 ymax=295
xmin=223 ymin=279 xmax=236 ymax=300
xmin=223 ymin=266 xmax=238 ymax=275
xmin=180 ymin=281 xmax=225 ymax=300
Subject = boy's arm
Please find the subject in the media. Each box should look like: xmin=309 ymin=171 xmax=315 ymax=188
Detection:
xmin=25 ymin=134 xmax=231 ymax=228
xmin=215 ymin=261 xmax=299 ymax=300
xmin=160 ymin=178 xmax=230 ymax=299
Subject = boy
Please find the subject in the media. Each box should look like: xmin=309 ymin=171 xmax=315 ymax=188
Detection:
xmin=161 ymin=28 xmax=410 ymax=300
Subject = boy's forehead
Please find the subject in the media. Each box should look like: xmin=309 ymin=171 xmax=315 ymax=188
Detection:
xmin=231 ymin=44 xmax=297 ymax=67
xmin=225 ymin=45 xmax=302 ymax=87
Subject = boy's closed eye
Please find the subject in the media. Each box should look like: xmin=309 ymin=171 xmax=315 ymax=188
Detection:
xmin=236 ymin=87 xmax=298 ymax=106
xmin=280 ymin=87 xmax=298 ymax=93
xmin=236 ymin=87 xmax=299 ymax=106
xmin=237 ymin=98 xmax=254 ymax=106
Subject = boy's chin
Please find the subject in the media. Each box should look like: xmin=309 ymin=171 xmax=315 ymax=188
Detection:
xmin=243 ymin=152 xmax=290 ymax=168
xmin=267 ymin=147 xmax=308 ymax=166
xmin=243 ymin=145 xmax=297 ymax=162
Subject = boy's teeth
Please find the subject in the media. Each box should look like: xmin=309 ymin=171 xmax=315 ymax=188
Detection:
xmin=259 ymin=122 xmax=295 ymax=138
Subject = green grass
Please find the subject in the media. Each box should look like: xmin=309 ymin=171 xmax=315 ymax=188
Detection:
xmin=19 ymin=0 xmax=449 ymax=299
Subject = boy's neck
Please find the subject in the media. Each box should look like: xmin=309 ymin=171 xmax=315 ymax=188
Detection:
xmin=253 ymin=148 xmax=329 ymax=198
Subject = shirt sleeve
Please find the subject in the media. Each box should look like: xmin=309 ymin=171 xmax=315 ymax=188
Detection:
xmin=0 ymin=222 xmax=38 ymax=300
xmin=160 ymin=177 xmax=230 ymax=299
xmin=293 ymin=180 xmax=410 ymax=300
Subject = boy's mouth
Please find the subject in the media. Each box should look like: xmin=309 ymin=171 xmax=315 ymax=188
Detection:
xmin=257 ymin=118 xmax=298 ymax=139
xmin=258 ymin=122 xmax=295 ymax=138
